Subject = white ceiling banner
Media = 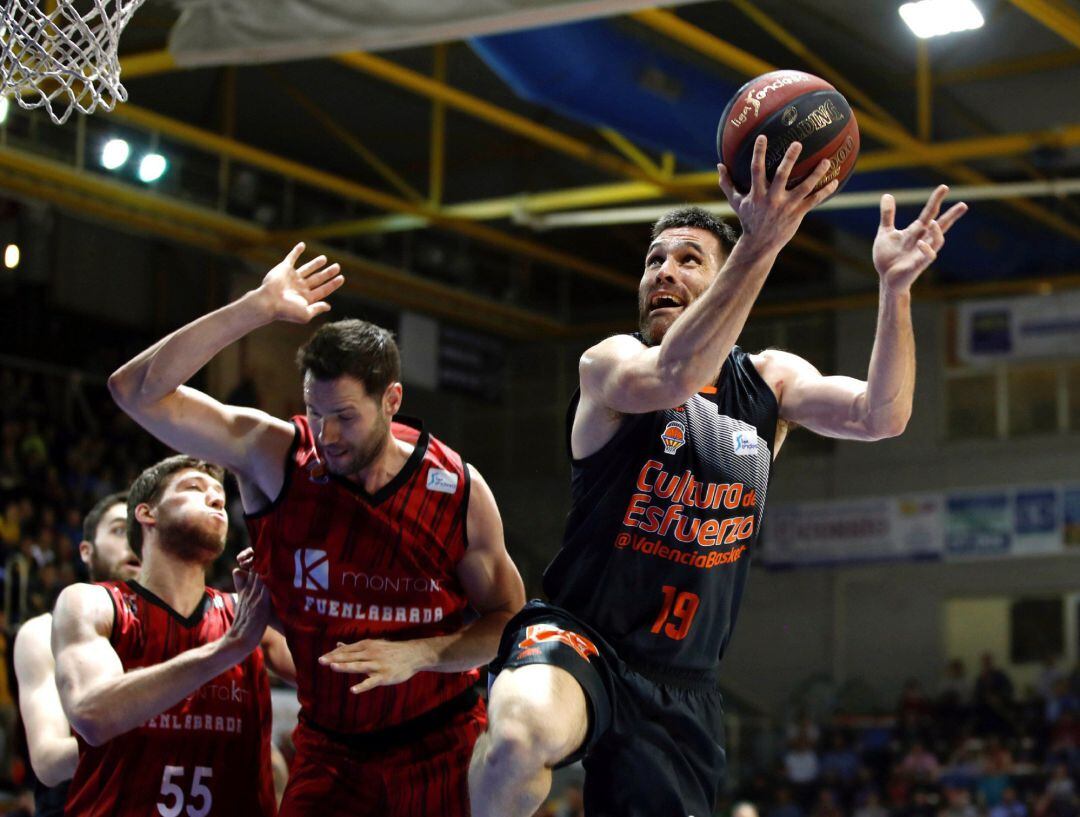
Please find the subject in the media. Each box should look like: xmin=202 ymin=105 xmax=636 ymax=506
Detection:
xmin=167 ymin=0 xmax=706 ymax=68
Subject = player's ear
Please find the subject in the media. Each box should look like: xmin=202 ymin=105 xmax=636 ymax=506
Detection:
xmin=383 ymin=382 xmax=403 ymax=416
xmin=78 ymin=539 xmax=93 ymax=566
xmin=133 ymin=502 xmax=155 ymax=528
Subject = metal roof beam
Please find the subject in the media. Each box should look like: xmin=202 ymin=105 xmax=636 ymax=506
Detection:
xmin=1006 ymin=0 xmax=1080 ymax=50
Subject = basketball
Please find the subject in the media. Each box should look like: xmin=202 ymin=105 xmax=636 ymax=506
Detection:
xmin=717 ymin=70 xmax=860 ymax=197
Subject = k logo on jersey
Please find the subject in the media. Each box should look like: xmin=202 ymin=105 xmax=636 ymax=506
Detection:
xmin=661 ymin=420 xmax=687 ymax=454
xmin=293 ymin=548 xmax=329 ymax=591
xmin=518 ymin=624 xmax=599 ymax=663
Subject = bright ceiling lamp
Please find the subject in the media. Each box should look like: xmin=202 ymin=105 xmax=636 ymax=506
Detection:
xmin=899 ymin=0 xmax=984 ymax=38
xmin=101 ymin=138 xmax=130 ymax=170
xmin=4 ymin=244 xmax=19 ymax=270
xmin=137 ymin=153 xmax=168 ymax=183
xmin=0 ymin=97 xmax=9 ymax=125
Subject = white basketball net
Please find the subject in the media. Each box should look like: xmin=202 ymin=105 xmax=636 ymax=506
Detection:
xmin=0 ymin=0 xmax=148 ymax=125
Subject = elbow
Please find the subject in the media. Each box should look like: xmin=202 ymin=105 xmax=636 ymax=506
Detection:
xmin=864 ymin=413 xmax=910 ymax=441
xmin=32 ymin=750 xmax=77 ymax=787
xmin=106 ymin=368 xmax=136 ymax=409
xmin=68 ymin=704 xmax=115 ymax=748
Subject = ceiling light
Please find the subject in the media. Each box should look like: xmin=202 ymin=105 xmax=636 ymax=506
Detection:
xmin=4 ymin=244 xmax=19 ymax=269
xmin=0 ymin=97 xmax=9 ymax=125
xmin=899 ymin=0 xmax=984 ymax=38
xmin=137 ymin=153 xmax=167 ymax=183
xmin=100 ymin=138 xmax=130 ymax=170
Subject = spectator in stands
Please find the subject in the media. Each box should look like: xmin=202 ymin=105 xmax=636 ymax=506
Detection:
xmin=975 ymin=653 xmax=1017 ymax=737
xmin=788 ymin=710 xmax=821 ymax=748
xmin=785 ymin=736 xmax=820 ymax=810
xmin=899 ymin=740 xmax=941 ymax=785
xmin=767 ymin=787 xmax=804 ymax=817
xmin=1039 ymin=658 xmax=1068 ymax=704
xmin=810 ymin=789 xmax=843 ymax=817
xmin=990 ymin=787 xmax=1029 ymax=817
xmin=940 ymin=786 xmax=978 ymax=817
xmin=820 ymin=732 xmax=861 ymax=805
xmin=898 ymin=679 xmax=934 ymax=741
xmin=853 ymin=790 xmax=889 ymax=817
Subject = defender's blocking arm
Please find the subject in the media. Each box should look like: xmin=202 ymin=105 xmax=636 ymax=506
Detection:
xmin=108 ymin=244 xmax=342 ymax=506
xmin=53 ymin=572 xmax=270 ymax=746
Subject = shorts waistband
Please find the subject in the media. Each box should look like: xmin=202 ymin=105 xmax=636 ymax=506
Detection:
xmin=626 ymin=658 xmax=722 ymax=692
xmin=301 ymin=686 xmax=479 ymax=751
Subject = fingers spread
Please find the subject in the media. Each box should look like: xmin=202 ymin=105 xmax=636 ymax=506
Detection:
xmin=879 ymin=194 xmax=897 ymax=231
xmin=309 ymin=275 xmax=345 ymax=303
xmin=297 ymin=255 xmax=328 ymax=278
xmin=795 ymin=158 xmax=832 ymax=200
xmin=717 ymin=164 xmax=738 ymax=203
xmin=918 ymin=185 xmax=948 ymax=225
xmin=286 ymin=242 xmax=306 ymax=266
xmin=938 ymin=201 xmax=968 ymax=233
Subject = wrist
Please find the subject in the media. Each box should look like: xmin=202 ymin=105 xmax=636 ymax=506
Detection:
xmin=240 ymin=287 xmax=278 ymax=325
xmin=881 ymin=280 xmax=913 ymax=303
xmin=727 ymin=235 xmax=782 ymax=271
xmin=412 ymin=637 xmax=443 ymax=673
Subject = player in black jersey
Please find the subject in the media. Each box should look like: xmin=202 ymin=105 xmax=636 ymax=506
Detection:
xmin=470 ymin=136 xmax=968 ymax=817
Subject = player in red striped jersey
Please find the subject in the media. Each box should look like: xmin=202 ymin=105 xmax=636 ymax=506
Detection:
xmin=52 ymin=456 xmax=292 ymax=817
xmin=107 ymin=245 xmax=526 ymax=817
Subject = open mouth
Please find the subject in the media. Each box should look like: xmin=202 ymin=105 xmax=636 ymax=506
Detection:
xmin=648 ymin=292 xmax=685 ymax=313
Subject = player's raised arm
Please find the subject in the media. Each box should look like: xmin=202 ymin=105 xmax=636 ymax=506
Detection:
xmin=107 ymin=243 xmax=343 ymax=504
xmin=756 ymin=185 xmax=968 ymax=442
xmin=319 ymin=465 xmax=525 ymax=693
xmin=578 ymin=138 xmax=837 ymax=420
xmin=14 ymin=615 xmax=78 ymax=786
xmin=53 ymin=571 xmax=270 ymax=746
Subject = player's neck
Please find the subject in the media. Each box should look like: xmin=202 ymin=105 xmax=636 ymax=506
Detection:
xmin=348 ymin=436 xmax=414 ymax=495
xmin=136 ymin=543 xmax=209 ymax=618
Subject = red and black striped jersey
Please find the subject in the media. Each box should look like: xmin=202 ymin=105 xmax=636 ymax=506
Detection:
xmin=246 ymin=415 xmax=477 ymax=734
xmin=65 ymin=581 xmax=276 ymax=817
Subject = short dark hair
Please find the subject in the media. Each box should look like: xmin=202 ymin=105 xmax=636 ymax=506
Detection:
xmin=127 ymin=456 xmax=224 ymax=554
xmin=295 ymin=319 xmax=401 ymax=397
xmin=82 ymin=491 xmax=128 ymax=544
xmin=651 ymin=206 xmax=739 ymax=257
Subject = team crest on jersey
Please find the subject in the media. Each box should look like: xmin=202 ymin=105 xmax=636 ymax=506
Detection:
xmin=661 ymin=420 xmax=687 ymax=454
xmin=517 ymin=624 xmax=599 ymax=663
xmin=306 ymin=459 xmax=329 ymax=484
xmin=293 ymin=548 xmax=329 ymax=591
xmin=426 ymin=468 xmax=458 ymax=494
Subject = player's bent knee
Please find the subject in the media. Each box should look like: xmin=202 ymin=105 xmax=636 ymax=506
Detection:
xmin=487 ymin=666 xmax=588 ymax=766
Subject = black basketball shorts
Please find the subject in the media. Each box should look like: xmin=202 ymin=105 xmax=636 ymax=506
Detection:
xmin=489 ymin=599 xmax=727 ymax=817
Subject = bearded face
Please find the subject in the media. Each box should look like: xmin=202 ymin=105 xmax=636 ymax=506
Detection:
xmin=303 ymin=373 xmax=398 ymax=480
xmin=143 ymin=469 xmax=228 ymax=564
xmin=83 ymin=502 xmax=140 ymax=582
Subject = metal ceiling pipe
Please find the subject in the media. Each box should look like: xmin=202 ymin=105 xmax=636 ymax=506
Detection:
xmin=523 ymin=177 xmax=1080 ymax=230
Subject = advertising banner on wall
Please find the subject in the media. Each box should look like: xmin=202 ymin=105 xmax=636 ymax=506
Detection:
xmin=763 ymin=484 xmax=1072 ymax=568
xmin=957 ymin=290 xmax=1080 ymax=364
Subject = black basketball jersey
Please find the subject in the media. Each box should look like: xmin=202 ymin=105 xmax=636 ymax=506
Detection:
xmin=543 ymin=343 xmax=778 ymax=678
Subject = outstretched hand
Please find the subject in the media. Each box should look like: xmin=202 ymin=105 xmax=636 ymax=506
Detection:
xmin=256 ymin=242 xmax=344 ymax=323
xmin=717 ymin=136 xmax=839 ymax=254
xmin=874 ymin=185 xmax=968 ymax=292
xmin=223 ymin=568 xmax=271 ymax=657
xmin=319 ymin=638 xmax=434 ymax=695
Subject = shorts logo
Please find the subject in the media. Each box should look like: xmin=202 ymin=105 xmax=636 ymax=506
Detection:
xmin=732 ymin=430 xmax=758 ymax=456
xmin=426 ymin=468 xmax=459 ymax=494
xmin=293 ymin=548 xmax=329 ymax=591
xmin=518 ymin=624 xmax=599 ymax=663
xmin=661 ymin=420 xmax=687 ymax=455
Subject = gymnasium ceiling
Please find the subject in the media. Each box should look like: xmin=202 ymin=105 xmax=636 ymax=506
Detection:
xmin=2 ymin=0 xmax=1079 ymax=339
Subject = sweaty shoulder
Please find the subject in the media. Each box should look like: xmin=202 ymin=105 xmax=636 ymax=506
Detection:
xmin=578 ymin=333 xmax=648 ymax=398
xmin=14 ymin=612 xmax=53 ymax=671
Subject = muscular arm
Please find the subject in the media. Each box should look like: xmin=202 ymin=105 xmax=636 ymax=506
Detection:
xmin=320 ymin=465 xmax=525 ymax=693
xmin=756 ymin=186 xmax=967 ymax=444
xmin=573 ymin=140 xmax=837 ymax=459
xmin=53 ymin=576 xmax=270 ymax=747
xmin=107 ymin=244 xmax=342 ymax=508
xmin=14 ymin=615 xmax=77 ymax=786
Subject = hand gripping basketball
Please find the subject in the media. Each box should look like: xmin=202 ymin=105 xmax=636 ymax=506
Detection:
xmin=717 ymin=135 xmax=838 ymax=253
xmin=254 ymin=242 xmax=345 ymax=324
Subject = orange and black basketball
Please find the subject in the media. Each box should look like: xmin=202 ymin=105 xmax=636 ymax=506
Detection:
xmin=717 ymin=69 xmax=860 ymax=197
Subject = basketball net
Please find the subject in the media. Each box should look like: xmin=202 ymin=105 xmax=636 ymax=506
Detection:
xmin=1 ymin=0 xmax=147 ymax=125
